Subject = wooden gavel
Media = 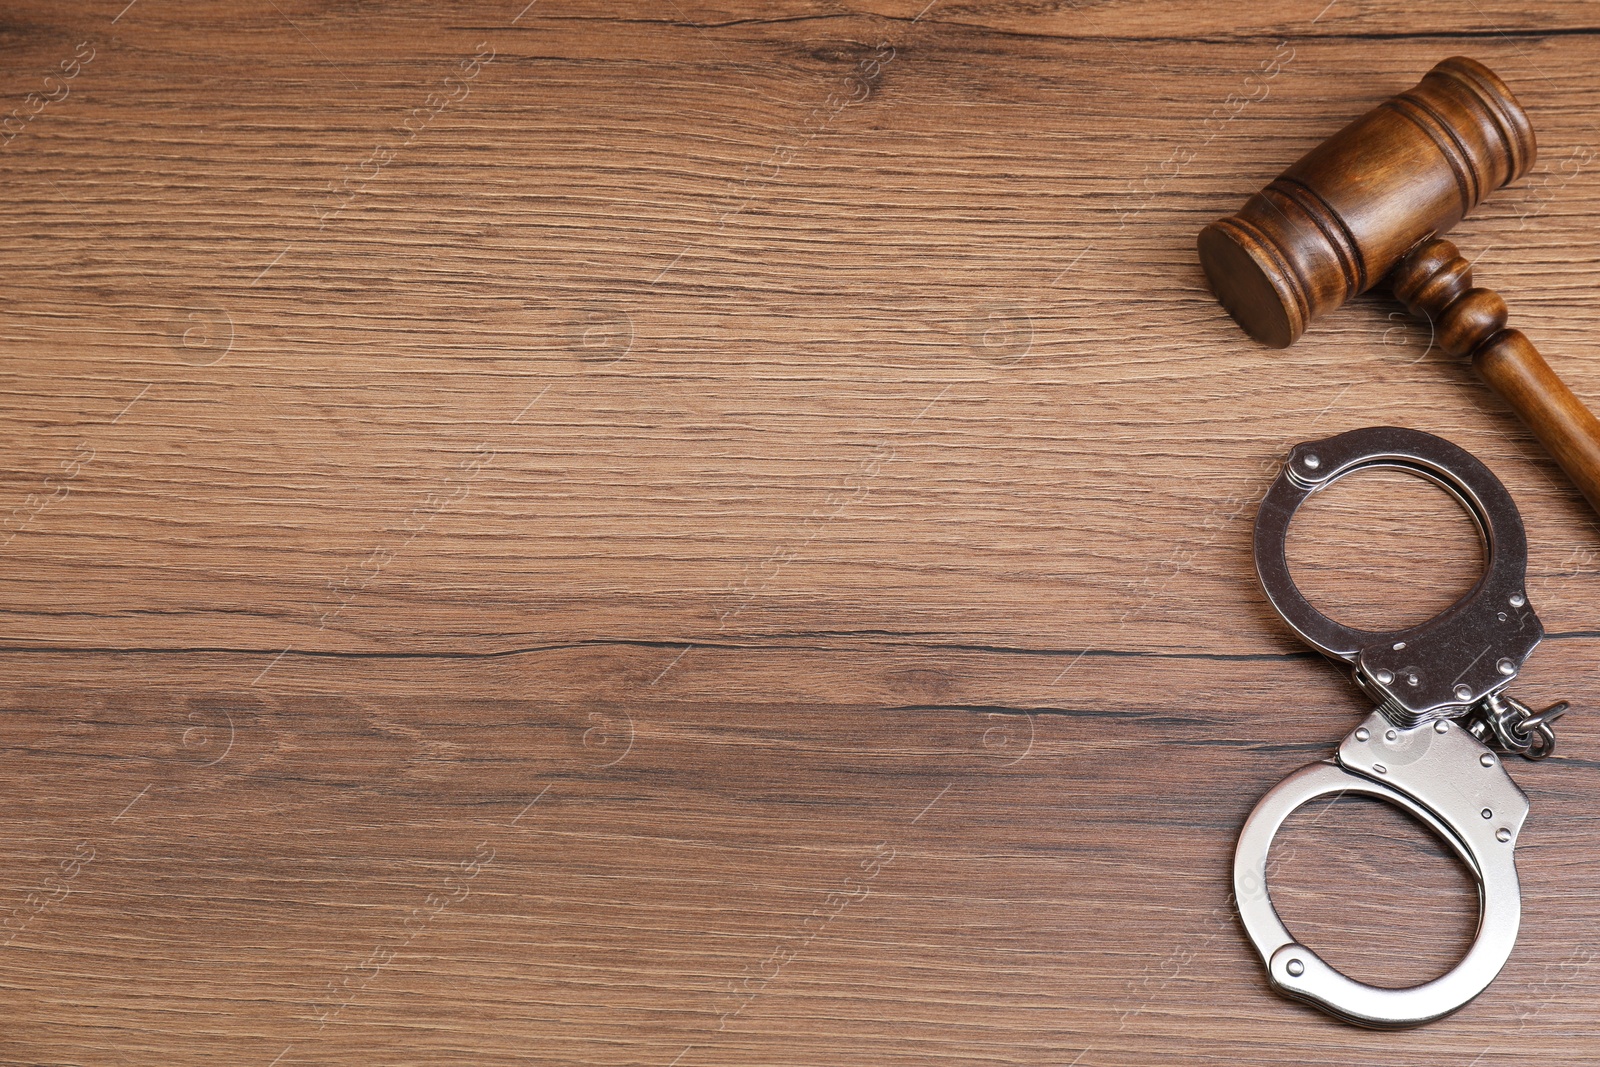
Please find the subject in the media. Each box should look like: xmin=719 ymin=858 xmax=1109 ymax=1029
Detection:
xmin=1199 ymin=56 xmax=1600 ymax=518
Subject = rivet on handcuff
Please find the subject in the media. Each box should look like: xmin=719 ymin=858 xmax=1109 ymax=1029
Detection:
xmin=1235 ymin=425 xmax=1570 ymax=1029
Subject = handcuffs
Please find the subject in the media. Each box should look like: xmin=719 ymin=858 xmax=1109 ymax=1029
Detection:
xmin=1235 ymin=426 xmax=1569 ymax=1029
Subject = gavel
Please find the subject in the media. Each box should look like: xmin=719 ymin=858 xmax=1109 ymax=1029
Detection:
xmin=1198 ymin=56 xmax=1600 ymax=518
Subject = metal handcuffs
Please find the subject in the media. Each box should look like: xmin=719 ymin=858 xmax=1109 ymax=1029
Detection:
xmin=1235 ymin=426 xmax=1568 ymax=1029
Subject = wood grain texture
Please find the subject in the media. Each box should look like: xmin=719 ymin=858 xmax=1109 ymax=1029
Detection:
xmin=3 ymin=1 xmax=1600 ymax=1063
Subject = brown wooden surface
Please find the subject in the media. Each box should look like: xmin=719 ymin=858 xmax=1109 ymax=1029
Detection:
xmin=4 ymin=1 xmax=1600 ymax=1063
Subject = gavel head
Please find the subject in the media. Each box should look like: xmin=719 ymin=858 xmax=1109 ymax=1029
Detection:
xmin=1197 ymin=57 xmax=1535 ymax=348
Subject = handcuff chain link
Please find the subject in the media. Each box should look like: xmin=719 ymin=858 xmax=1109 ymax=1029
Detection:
xmin=1464 ymin=692 xmax=1568 ymax=760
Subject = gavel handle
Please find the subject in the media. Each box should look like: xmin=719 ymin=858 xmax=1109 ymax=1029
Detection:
xmin=1392 ymin=236 xmax=1600 ymax=517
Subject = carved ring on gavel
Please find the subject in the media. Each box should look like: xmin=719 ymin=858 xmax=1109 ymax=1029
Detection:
xmin=1199 ymin=56 xmax=1600 ymax=518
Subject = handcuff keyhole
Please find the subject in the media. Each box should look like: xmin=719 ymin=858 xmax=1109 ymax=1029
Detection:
xmin=1284 ymin=467 xmax=1486 ymax=632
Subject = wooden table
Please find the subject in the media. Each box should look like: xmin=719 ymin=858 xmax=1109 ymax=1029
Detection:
xmin=3 ymin=1 xmax=1599 ymax=1062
